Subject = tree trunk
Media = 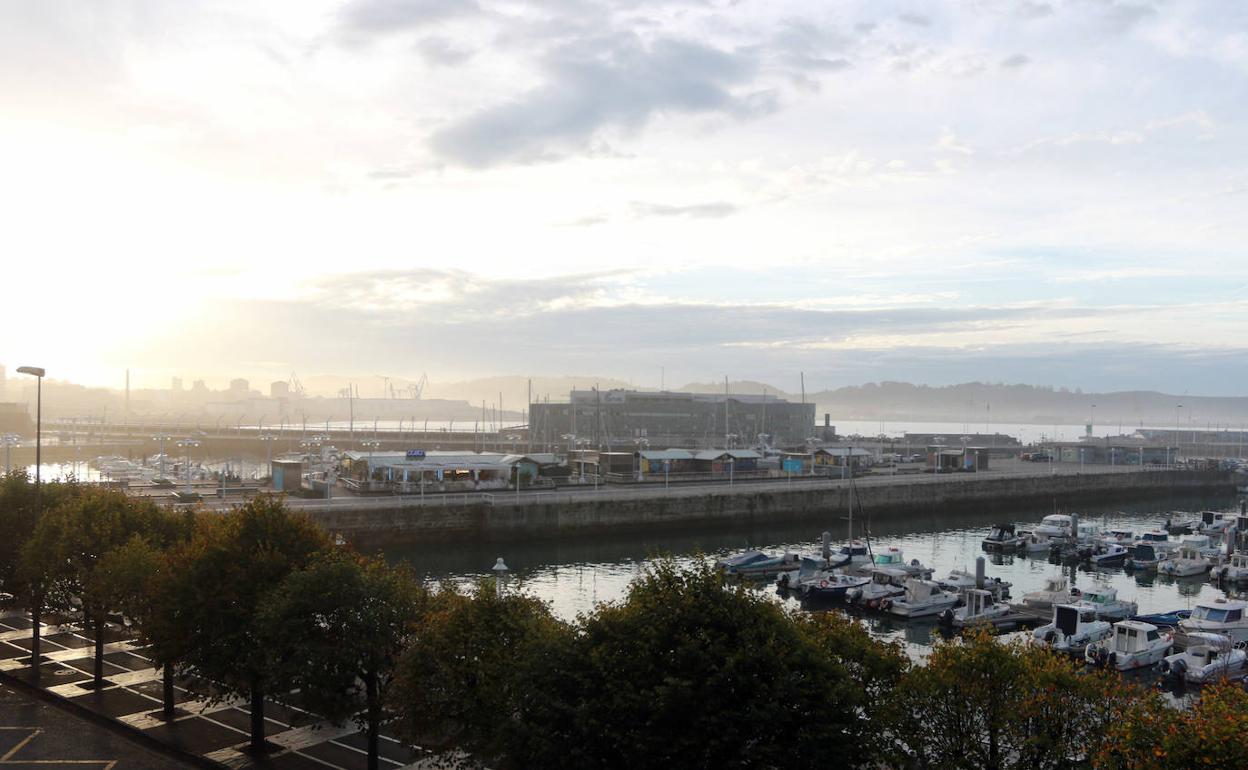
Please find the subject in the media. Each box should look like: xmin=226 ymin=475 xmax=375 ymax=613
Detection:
xmin=29 ymin=589 xmax=42 ymax=679
xmin=249 ymin=679 xmax=266 ymax=754
xmin=162 ymin=664 xmax=176 ymax=718
xmin=93 ymin=613 xmax=105 ymax=687
xmin=366 ymin=670 xmax=380 ymax=770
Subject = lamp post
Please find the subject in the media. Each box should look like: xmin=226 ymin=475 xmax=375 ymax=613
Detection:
xmin=176 ymin=438 xmax=200 ymax=494
xmin=153 ymin=433 xmax=172 ymax=481
xmin=17 ymin=365 xmax=45 ymax=677
xmin=361 ymin=439 xmax=380 ymax=490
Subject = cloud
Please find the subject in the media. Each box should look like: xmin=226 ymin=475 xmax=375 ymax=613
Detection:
xmin=428 ymin=35 xmax=770 ymax=167
xmin=999 ymin=53 xmax=1031 ymax=69
xmin=630 ymin=201 xmax=739 ymax=219
xmin=898 ymin=13 xmax=932 ymax=27
xmin=338 ymin=0 xmax=481 ymax=37
xmin=416 ymin=35 xmax=475 ymax=66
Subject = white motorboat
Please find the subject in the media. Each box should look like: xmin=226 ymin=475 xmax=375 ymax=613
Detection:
xmin=847 ymin=567 xmax=910 ymax=609
xmin=798 ymin=572 xmax=871 ymax=601
xmin=939 ymin=569 xmax=1011 ymax=601
xmin=1178 ymin=599 xmax=1248 ymax=644
xmin=1215 ymin=552 xmax=1248 ymax=583
xmin=1021 ymin=575 xmax=1078 ymax=611
xmin=883 ymin=579 xmax=960 ymax=618
xmin=982 ymin=523 xmax=1022 ymax=552
xmin=1160 ymin=633 xmax=1248 ymax=684
xmin=1099 ymin=529 xmax=1135 ymax=547
xmin=1158 ymin=540 xmax=1213 ymax=577
xmin=940 ymin=588 xmax=1012 ymax=629
xmin=859 ymin=546 xmax=933 ymax=579
xmin=1031 ymin=603 xmax=1112 ymax=654
xmin=1034 ymin=513 xmax=1073 ymax=538
xmin=776 ymin=556 xmax=829 ymax=590
xmin=1086 ymin=620 xmax=1173 ymax=671
xmin=1197 ymin=511 xmax=1234 ymax=536
xmin=1079 ymin=586 xmax=1137 ymax=620
xmin=1017 ymin=530 xmax=1054 ymax=554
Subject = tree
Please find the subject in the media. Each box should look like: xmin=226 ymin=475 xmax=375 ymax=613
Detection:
xmin=161 ymin=495 xmax=331 ymax=754
xmin=1096 ymin=682 xmax=1248 ymax=769
xmin=892 ymin=630 xmax=1137 ymax=770
xmin=259 ymin=552 xmax=425 ymax=770
xmin=18 ymin=487 xmax=179 ymax=688
xmin=393 ymin=579 xmax=568 ymax=766
xmin=509 ymin=559 xmax=884 ymax=770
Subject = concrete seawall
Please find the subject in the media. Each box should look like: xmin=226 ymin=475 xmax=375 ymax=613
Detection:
xmin=308 ymin=469 xmax=1235 ymax=547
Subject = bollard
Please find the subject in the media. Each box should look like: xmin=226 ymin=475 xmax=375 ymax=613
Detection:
xmin=975 ymin=556 xmax=986 ymax=590
xmin=822 ymin=531 xmax=832 ymax=561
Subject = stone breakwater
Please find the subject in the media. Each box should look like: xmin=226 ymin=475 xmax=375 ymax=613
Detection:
xmin=300 ymin=469 xmax=1234 ymax=547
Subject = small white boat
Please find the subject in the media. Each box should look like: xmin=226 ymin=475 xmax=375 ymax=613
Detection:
xmin=1017 ymin=530 xmax=1054 ymax=554
xmin=1034 ymin=513 xmax=1073 ymax=538
xmin=1086 ymin=620 xmax=1173 ymax=671
xmin=858 ymin=546 xmax=933 ymax=579
xmin=939 ymin=569 xmax=1011 ymax=601
xmin=1215 ymin=552 xmax=1248 ymax=583
xmin=1197 ymin=511 xmax=1234 ymax=536
xmin=940 ymin=588 xmax=1012 ymax=628
xmin=1100 ymin=529 xmax=1135 ymax=547
xmin=883 ymin=579 xmax=960 ymax=618
xmin=1031 ymin=603 xmax=1112 ymax=654
xmin=847 ymin=567 xmax=910 ymax=609
xmin=1079 ymin=586 xmax=1137 ymax=621
xmin=799 ymin=572 xmax=871 ymax=601
xmin=1160 ymin=633 xmax=1248 ymax=684
xmin=1022 ymin=575 xmax=1078 ymax=611
xmin=1158 ymin=541 xmax=1213 ymax=577
xmin=1178 ymin=599 xmax=1248 ymax=644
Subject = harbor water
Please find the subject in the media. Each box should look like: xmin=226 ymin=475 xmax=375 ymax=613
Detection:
xmin=385 ymin=492 xmax=1244 ymax=657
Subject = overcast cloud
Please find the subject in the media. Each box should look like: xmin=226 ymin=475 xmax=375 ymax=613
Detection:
xmin=2 ymin=0 xmax=1248 ymax=395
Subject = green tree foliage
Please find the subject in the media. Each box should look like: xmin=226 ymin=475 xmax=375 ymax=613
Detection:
xmin=18 ymin=487 xmax=183 ymax=687
xmin=0 ymin=471 xmax=80 ymax=598
xmin=894 ymin=629 xmax=1137 ymax=770
xmin=1096 ymin=682 xmax=1248 ymax=769
xmin=393 ymin=578 xmax=567 ymax=765
xmin=259 ymin=552 xmax=425 ymax=770
xmin=161 ymin=494 xmax=331 ymax=753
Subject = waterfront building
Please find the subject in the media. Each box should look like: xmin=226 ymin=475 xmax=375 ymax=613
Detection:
xmin=530 ymin=388 xmax=815 ymax=450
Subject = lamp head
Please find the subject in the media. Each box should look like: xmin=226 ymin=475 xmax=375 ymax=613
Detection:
xmin=16 ymin=366 xmax=45 ymax=377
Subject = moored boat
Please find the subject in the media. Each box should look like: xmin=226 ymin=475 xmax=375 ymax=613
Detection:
xmin=1031 ymin=603 xmax=1112 ymax=654
xmin=1085 ymin=620 xmax=1173 ymax=671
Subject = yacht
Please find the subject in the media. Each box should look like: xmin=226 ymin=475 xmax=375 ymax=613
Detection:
xmin=1160 ymin=633 xmax=1248 ymax=684
xmin=883 ymin=579 xmax=960 ymax=618
xmin=1031 ymin=603 xmax=1112 ymax=654
xmin=1079 ymin=587 xmax=1137 ymax=620
xmin=1178 ymin=599 xmax=1248 ymax=643
xmin=1022 ymin=575 xmax=1078 ymax=611
xmin=1085 ymin=620 xmax=1173 ymax=671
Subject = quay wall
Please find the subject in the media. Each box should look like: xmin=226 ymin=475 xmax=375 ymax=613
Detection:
xmin=307 ymin=470 xmax=1234 ymax=547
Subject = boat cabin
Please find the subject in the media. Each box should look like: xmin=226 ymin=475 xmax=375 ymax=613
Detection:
xmin=1105 ymin=529 xmax=1134 ymax=542
xmin=1113 ymin=621 xmax=1164 ymax=653
xmin=1132 ymin=544 xmax=1160 ymax=562
xmin=1041 ymin=575 xmax=1069 ymax=593
xmin=1055 ymin=604 xmax=1097 ymax=635
xmin=1190 ymin=601 xmax=1247 ymax=625
xmin=1083 ymin=588 xmax=1116 ymax=606
xmin=1038 ymin=514 xmax=1072 ymax=534
xmin=962 ymin=588 xmax=996 ymax=617
xmin=1176 ymin=544 xmax=1203 ymax=562
xmin=1138 ymin=530 xmax=1170 ymax=543
xmin=904 ymin=579 xmax=944 ymax=601
xmin=870 ymin=567 xmax=910 ymax=586
xmin=986 ymin=524 xmax=1016 ymax=541
xmin=838 ymin=541 xmax=871 ymax=559
xmin=873 ymin=547 xmax=908 ymax=567
xmin=1230 ymin=553 xmax=1248 ymax=571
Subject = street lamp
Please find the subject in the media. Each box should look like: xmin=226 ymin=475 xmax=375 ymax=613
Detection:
xmin=16 ymin=365 xmax=45 ymax=676
xmin=153 ymin=433 xmax=172 ymax=481
xmin=176 ymin=438 xmax=201 ymax=494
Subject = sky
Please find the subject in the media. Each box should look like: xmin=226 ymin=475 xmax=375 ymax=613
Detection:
xmin=2 ymin=0 xmax=1248 ymax=395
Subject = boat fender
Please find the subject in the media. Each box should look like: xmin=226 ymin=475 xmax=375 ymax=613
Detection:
xmin=819 ymin=579 xmax=829 ymax=589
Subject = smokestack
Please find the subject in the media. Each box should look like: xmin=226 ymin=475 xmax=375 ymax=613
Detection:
xmin=821 ymin=531 xmax=831 ymax=561
xmin=975 ymin=556 xmax=986 ymax=589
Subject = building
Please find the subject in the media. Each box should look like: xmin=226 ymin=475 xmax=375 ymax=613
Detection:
xmin=270 ymin=381 xmax=290 ymax=399
xmin=0 ymin=403 xmax=33 ymax=435
xmin=171 ymin=377 xmax=183 ymax=391
xmin=229 ymin=378 xmax=250 ymax=396
xmin=339 ymin=450 xmax=542 ymax=492
xmin=530 ymin=389 xmax=816 ymax=450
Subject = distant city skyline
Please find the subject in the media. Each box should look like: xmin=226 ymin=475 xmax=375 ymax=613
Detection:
xmin=3 ymin=1 xmax=1247 ymax=393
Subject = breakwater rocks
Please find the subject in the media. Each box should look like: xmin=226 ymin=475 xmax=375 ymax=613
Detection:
xmin=305 ymin=469 xmax=1234 ymax=546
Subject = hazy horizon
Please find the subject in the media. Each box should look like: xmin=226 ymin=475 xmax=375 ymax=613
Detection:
xmin=4 ymin=2 xmax=1248 ymax=394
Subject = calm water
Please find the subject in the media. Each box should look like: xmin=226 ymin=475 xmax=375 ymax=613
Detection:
xmin=385 ymin=492 xmax=1245 ymax=656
